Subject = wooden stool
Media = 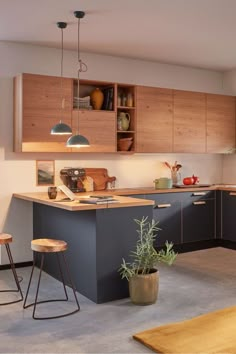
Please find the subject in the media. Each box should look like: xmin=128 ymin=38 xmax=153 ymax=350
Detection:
xmin=23 ymin=238 xmax=80 ymax=320
xmin=0 ymin=233 xmax=23 ymax=305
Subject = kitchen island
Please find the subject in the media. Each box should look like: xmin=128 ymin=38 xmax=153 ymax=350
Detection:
xmin=14 ymin=192 xmax=154 ymax=303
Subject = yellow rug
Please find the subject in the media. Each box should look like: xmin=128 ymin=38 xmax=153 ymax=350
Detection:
xmin=133 ymin=305 xmax=236 ymax=353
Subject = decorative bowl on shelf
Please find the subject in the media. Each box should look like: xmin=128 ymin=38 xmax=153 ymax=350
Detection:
xmin=118 ymin=137 xmax=133 ymax=151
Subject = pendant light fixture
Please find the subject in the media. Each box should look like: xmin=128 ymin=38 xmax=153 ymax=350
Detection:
xmin=66 ymin=11 xmax=90 ymax=148
xmin=50 ymin=22 xmax=72 ymax=135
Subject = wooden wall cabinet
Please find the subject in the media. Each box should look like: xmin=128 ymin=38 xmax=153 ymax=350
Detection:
xmin=14 ymin=74 xmax=133 ymax=153
xmin=206 ymin=94 xmax=235 ymax=153
xmin=14 ymin=73 xmax=73 ymax=152
xmin=14 ymin=73 xmax=236 ymax=154
xmin=173 ymin=90 xmax=206 ymax=153
xmin=136 ymin=86 xmax=173 ymax=152
xmin=117 ymin=84 xmax=136 ymax=153
xmin=72 ymin=79 xmax=117 ymax=153
xmin=71 ymin=110 xmax=116 ymax=152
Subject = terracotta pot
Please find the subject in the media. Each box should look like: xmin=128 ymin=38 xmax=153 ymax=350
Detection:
xmin=90 ymin=88 xmax=104 ymax=110
xmin=129 ymin=269 xmax=159 ymax=305
xmin=117 ymin=137 xmax=133 ymax=151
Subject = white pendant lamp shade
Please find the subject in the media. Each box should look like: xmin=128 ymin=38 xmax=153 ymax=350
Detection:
xmin=66 ymin=10 xmax=90 ymax=148
xmin=50 ymin=22 xmax=72 ymax=136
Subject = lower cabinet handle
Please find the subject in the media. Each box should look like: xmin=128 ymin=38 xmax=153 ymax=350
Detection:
xmin=229 ymin=192 xmax=236 ymax=196
xmin=154 ymin=203 xmax=171 ymax=209
xmin=192 ymin=192 xmax=206 ymax=196
xmin=193 ymin=201 xmax=206 ymax=205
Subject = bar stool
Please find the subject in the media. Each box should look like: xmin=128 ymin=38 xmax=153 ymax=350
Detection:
xmin=0 ymin=233 xmax=23 ymax=305
xmin=23 ymin=238 xmax=80 ymax=320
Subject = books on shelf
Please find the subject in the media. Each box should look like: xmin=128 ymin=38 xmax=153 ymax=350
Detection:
xmin=102 ymin=87 xmax=114 ymax=111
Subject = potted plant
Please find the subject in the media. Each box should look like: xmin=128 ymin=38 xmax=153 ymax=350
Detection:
xmin=119 ymin=216 xmax=177 ymax=305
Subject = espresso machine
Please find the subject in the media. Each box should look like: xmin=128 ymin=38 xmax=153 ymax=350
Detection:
xmin=60 ymin=168 xmax=86 ymax=192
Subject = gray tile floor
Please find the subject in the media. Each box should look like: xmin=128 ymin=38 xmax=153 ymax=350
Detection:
xmin=0 ymin=247 xmax=236 ymax=353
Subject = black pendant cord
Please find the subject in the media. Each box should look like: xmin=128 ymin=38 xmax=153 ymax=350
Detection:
xmin=57 ymin=22 xmax=67 ymax=124
xmin=60 ymin=26 xmax=64 ymax=123
xmin=76 ymin=12 xmax=87 ymax=134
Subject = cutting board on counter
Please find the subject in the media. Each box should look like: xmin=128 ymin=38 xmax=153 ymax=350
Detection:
xmin=84 ymin=168 xmax=116 ymax=191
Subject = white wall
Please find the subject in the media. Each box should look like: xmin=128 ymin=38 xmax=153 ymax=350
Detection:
xmin=0 ymin=41 xmax=229 ymax=264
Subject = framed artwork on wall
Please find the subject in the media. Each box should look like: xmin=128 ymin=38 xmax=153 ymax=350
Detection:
xmin=36 ymin=160 xmax=55 ymax=186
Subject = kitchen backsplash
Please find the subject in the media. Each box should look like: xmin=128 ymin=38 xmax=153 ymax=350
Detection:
xmin=222 ymin=154 xmax=236 ymax=184
xmin=55 ymin=153 xmax=223 ymax=189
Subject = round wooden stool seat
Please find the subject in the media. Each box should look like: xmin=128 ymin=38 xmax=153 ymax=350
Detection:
xmin=0 ymin=233 xmax=12 ymax=245
xmin=24 ymin=237 xmax=80 ymax=319
xmin=31 ymin=239 xmax=67 ymax=253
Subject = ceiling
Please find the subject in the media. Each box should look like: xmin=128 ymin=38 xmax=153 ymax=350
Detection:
xmin=1 ymin=0 xmax=236 ymax=72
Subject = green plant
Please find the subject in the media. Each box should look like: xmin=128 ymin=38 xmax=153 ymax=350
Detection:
xmin=119 ymin=216 xmax=177 ymax=281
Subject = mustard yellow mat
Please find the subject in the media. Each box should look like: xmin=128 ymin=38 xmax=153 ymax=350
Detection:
xmin=133 ymin=305 xmax=236 ymax=353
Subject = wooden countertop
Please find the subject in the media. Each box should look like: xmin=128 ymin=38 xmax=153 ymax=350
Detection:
xmin=97 ymin=185 xmax=236 ymax=194
xmin=13 ymin=192 xmax=154 ymax=211
xmin=13 ymin=185 xmax=236 ymax=211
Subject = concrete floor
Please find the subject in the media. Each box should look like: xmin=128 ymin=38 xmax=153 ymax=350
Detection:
xmin=0 ymin=247 xmax=236 ymax=353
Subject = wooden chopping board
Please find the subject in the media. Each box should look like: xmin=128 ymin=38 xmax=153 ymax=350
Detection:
xmin=83 ymin=168 xmax=116 ymax=191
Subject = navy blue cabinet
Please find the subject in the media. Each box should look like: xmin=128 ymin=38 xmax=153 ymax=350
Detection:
xmin=182 ymin=191 xmax=215 ymax=242
xmin=142 ymin=190 xmax=216 ymax=246
xmin=221 ymin=191 xmax=236 ymax=242
xmin=144 ymin=193 xmax=182 ymax=247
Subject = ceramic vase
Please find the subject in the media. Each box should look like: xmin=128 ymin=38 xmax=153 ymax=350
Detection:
xmin=171 ymin=170 xmax=181 ymax=185
xmin=90 ymin=88 xmax=104 ymax=110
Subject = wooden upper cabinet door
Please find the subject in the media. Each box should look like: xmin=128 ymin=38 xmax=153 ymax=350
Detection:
xmin=22 ymin=73 xmax=72 ymax=143
xmin=15 ymin=73 xmax=73 ymax=152
xmin=136 ymin=86 xmax=173 ymax=152
xmin=71 ymin=110 xmax=116 ymax=152
xmin=206 ymin=94 xmax=235 ymax=153
xmin=173 ymin=90 xmax=206 ymax=153
xmin=23 ymin=73 xmax=72 ymax=110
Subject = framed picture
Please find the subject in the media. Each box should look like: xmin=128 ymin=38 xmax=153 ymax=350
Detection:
xmin=36 ymin=160 xmax=55 ymax=186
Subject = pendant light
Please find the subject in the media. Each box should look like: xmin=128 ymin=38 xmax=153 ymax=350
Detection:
xmin=66 ymin=11 xmax=90 ymax=148
xmin=50 ymin=22 xmax=72 ymax=135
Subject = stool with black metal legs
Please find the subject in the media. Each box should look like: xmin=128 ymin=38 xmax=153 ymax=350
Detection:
xmin=23 ymin=238 xmax=80 ymax=320
xmin=0 ymin=233 xmax=23 ymax=305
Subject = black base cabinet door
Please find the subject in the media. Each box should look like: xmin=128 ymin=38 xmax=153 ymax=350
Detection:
xmin=144 ymin=194 xmax=181 ymax=247
xmin=182 ymin=193 xmax=215 ymax=243
xmin=222 ymin=191 xmax=236 ymax=241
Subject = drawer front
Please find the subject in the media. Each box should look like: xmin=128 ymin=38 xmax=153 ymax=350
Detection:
xmin=127 ymin=194 xmax=146 ymax=199
xmin=181 ymin=190 xmax=215 ymax=201
xmin=144 ymin=192 xmax=183 ymax=204
xmin=144 ymin=193 xmax=181 ymax=247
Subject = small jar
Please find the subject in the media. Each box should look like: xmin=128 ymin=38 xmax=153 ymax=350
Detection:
xmin=117 ymin=94 xmax=121 ymax=106
xmin=48 ymin=186 xmax=57 ymax=199
xmin=127 ymin=93 xmax=133 ymax=107
xmin=122 ymin=95 xmax=127 ymax=107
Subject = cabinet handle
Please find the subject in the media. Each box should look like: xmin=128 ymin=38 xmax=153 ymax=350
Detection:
xmin=229 ymin=192 xmax=236 ymax=196
xmin=154 ymin=203 xmax=171 ymax=209
xmin=193 ymin=201 xmax=206 ymax=205
xmin=192 ymin=192 xmax=206 ymax=196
